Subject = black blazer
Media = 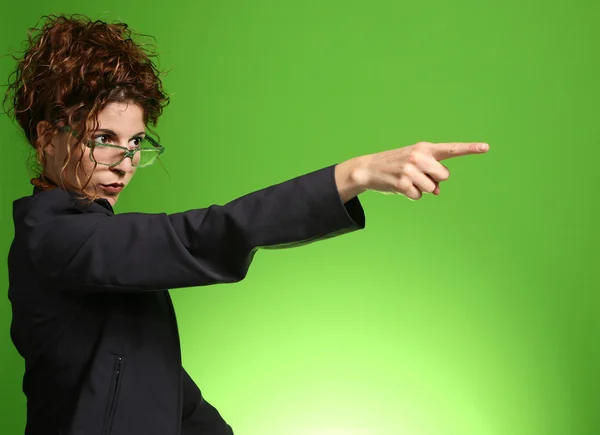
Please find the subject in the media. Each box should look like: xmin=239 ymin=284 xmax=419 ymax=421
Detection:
xmin=7 ymin=165 xmax=366 ymax=435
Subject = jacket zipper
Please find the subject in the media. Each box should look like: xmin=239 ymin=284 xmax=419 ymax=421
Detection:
xmin=105 ymin=356 xmax=124 ymax=435
xmin=114 ymin=357 xmax=122 ymax=391
xmin=165 ymin=293 xmax=183 ymax=434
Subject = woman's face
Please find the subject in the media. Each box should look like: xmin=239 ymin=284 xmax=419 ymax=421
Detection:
xmin=42 ymin=101 xmax=146 ymax=206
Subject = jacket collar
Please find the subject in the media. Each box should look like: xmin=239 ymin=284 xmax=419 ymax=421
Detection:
xmin=31 ymin=178 xmax=114 ymax=213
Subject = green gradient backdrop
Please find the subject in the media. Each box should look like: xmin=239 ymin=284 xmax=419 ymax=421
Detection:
xmin=1 ymin=1 xmax=599 ymax=434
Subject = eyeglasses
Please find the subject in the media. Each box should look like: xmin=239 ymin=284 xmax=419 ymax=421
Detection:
xmin=86 ymin=136 xmax=164 ymax=168
xmin=63 ymin=126 xmax=165 ymax=168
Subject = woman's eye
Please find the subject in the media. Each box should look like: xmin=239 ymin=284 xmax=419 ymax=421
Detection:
xmin=131 ymin=137 xmax=144 ymax=148
xmin=93 ymin=135 xmax=110 ymax=144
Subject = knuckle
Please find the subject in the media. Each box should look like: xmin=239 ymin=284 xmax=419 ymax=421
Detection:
xmin=407 ymin=152 xmax=420 ymax=165
xmin=400 ymin=164 xmax=414 ymax=177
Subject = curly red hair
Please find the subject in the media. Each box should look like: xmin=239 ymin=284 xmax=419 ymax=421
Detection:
xmin=3 ymin=14 xmax=169 ymax=191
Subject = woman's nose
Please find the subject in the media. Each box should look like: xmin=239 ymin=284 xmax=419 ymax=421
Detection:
xmin=110 ymin=155 xmax=133 ymax=174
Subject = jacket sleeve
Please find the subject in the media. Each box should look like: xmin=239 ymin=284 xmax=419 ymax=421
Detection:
xmin=24 ymin=165 xmax=365 ymax=293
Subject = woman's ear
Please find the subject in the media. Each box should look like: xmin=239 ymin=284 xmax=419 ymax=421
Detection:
xmin=36 ymin=121 xmax=56 ymax=156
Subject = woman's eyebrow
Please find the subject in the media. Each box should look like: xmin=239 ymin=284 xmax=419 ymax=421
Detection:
xmin=96 ymin=129 xmax=146 ymax=138
xmin=95 ymin=128 xmax=117 ymax=136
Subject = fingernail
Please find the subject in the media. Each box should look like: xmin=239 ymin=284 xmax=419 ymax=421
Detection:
xmin=477 ymin=143 xmax=488 ymax=151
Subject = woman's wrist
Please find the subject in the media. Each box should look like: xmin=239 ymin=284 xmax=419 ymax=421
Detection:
xmin=334 ymin=156 xmax=369 ymax=203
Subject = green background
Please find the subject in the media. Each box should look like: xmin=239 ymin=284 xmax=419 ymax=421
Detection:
xmin=1 ymin=1 xmax=599 ymax=434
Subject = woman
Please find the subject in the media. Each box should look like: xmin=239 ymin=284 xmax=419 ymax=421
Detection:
xmin=4 ymin=14 xmax=488 ymax=435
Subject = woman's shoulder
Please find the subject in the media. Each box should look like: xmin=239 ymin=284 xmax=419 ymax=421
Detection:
xmin=13 ymin=187 xmax=112 ymax=224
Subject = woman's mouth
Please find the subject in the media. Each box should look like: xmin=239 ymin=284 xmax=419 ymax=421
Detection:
xmin=101 ymin=183 xmax=124 ymax=194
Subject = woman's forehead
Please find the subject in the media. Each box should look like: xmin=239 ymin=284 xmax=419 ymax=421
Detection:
xmin=96 ymin=101 xmax=145 ymax=134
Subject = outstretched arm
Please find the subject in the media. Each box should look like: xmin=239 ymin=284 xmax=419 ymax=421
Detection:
xmin=22 ymin=141 xmax=487 ymax=293
xmin=22 ymin=165 xmax=364 ymax=293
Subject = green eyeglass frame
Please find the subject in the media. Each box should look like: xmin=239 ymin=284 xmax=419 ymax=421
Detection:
xmin=62 ymin=126 xmax=165 ymax=168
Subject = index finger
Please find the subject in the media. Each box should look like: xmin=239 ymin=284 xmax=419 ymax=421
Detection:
xmin=425 ymin=142 xmax=489 ymax=161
